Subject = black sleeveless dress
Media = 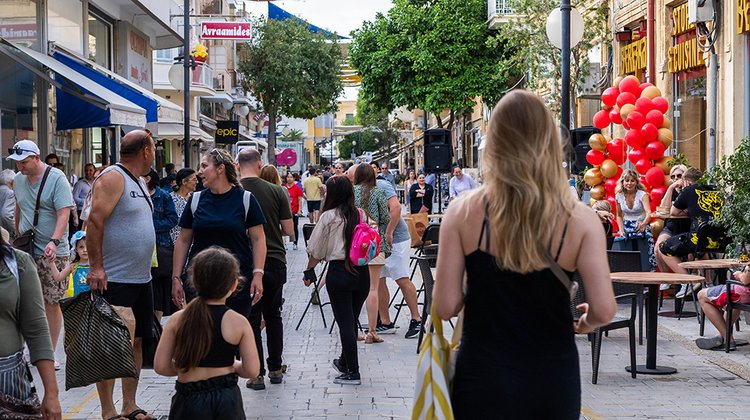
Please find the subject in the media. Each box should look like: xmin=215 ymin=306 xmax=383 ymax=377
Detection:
xmin=451 ymin=212 xmax=581 ymax=419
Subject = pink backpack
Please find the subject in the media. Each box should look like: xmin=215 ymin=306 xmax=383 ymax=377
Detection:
xmin=349 ymin=209 xmax=382 ymax=266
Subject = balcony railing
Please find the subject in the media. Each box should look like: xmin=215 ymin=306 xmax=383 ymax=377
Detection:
xmin=191 ymin=62 xmax=213 ymax=90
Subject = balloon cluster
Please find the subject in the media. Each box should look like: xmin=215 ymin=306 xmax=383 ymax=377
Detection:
xmin=587 ymin=75 xmax=675 ymax=214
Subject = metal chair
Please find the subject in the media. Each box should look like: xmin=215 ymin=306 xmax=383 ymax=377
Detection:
xmin=415 ymin=256 xmax=436 ymax=353
xmin=572 ymin=272 xmax=637 ymax=384
xmin=722 ymin=277 xmax=750 ymax=352
xmin=390 ymin=223 xmax=441 ymax=324
xmin=295 ymin=223 xmax=332 ymax=330
xmin=607 ymin=250 xmax=646 ymax=345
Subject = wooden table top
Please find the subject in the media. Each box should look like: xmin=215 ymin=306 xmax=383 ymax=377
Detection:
xmin=610 ymin=272 xmax=704 ymax=285
xmin=650 ymin=212 xmax=689 ymax=219
xmin=678 ymin=259 xmax=745 ymax=269
xmin=427 ymin=214 xmax=444 ymax=219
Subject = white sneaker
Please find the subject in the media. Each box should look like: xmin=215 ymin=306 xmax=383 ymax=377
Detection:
xmin=54 ymin=361 xmax=61 ymax=371
xmin=293 ymin=244 xmax=298 ymax=250
xmin=660 ymin=283 xmax=670 ymax=291
xmin=675 ymin=284 xmax=688 ymax=299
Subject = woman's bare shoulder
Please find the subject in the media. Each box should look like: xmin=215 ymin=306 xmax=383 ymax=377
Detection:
xmin=569 ymin=202 xmax=603 ymax=232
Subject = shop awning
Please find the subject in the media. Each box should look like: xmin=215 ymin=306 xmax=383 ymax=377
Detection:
xmin=202 ymin=92 xmax=233 ymax=104
xmin=0 ymin=39 xmax=147 ymax=130
xmin=157 ymin=122 xmax=213 ymax=142
xmin=51 ymin=47 xmax=183 ymax=123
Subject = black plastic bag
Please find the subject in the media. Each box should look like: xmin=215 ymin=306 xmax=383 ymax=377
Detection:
xmin=140 ymin=315 xmax=162 ymax=370
xmin=60 ymin=292 xmax=138 ymax=390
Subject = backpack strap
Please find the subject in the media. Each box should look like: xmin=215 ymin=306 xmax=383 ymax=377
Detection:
xmin=243 ymin=190 xmax=252 ymax=220
xmin=3 ymin=246 xmax=20 ymax=318
xmin=190 ymin=190 xmax=202 ymax=215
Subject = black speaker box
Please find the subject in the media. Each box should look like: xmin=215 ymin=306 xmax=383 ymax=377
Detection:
xmin=424 ymin=129 xmax=452 ymax=173
xmin=570 ymin=126 xmax=600 ymax=173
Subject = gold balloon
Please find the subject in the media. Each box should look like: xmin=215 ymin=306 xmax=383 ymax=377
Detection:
xmin=584 ymin=168 xmax=604 ymax=187
xmin=588 ymin=133 xmax=607 ymax=151
xmin=661 ymin=118 xmax=671 ymax=129
xmin=590 ymin=184 xmax=606 ymax=201
xmin=589 ymin=197 xmax=597 ymax=207
xmin=600 ymin=159 xmax=618 ymax=178
xmin=641 ymin=86 xmax=662 ymax=99
xmin=655 ymin=156 xmax=674 ymax=174
xmin=613 ymin=77 xmax=624 ymax=88
xmin=650 ymin=218 xmax=665 ymax=237
xmin=601 ymin=103 xmax=612 ymax=111
xmin=620 ymin=103 xmax=636 ymax=121
xmin=658 ymin=128 xmax=673 ymax=147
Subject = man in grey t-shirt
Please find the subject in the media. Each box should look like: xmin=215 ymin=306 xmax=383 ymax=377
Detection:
xmin=375 ymin=176 xmax=422 ymax=339
xmin=8 ymin=139 xmax=73 ymax=370
xmin=87 ymin=130 xmax=157 ymax=420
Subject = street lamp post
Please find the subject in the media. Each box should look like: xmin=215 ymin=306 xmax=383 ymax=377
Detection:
xmin=546 ymin=4 xmax=584 ymax=135
xmin=182 ymin=0 xmax=191 ymax=169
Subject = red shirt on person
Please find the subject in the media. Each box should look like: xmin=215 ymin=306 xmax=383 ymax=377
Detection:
xmin=285 ymin=183 xmax=304 ymax=214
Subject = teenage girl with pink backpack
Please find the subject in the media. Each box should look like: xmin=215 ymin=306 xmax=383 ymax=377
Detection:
xmin=304 ymin=176 xmax=381 ymax=385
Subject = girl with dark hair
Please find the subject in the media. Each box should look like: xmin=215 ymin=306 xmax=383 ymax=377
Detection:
xmin=145 ymin=169 xmax=178 ymax=319
xmin=353 ymin=164 xmax=390 ymax=344
xmin=305 ymin=176 xmax=370 ymax=385
xmin=155 ymin=247 xmax=259 ymax=418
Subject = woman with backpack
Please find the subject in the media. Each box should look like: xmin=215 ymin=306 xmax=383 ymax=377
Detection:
xmin=305 ymin=176 xmax=371 ymax=385
xmin=353 ymin=164 xmax=390 ymax=344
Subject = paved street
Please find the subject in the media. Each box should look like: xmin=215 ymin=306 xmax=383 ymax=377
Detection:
xmin=44 ymin=226 xmax=750 ymax=419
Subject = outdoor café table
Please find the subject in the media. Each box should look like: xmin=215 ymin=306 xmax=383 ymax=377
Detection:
xmin=611 ymin=271 xmax=704 ymax=375
xmin=672 ymin=259 xmax=746 ymax=318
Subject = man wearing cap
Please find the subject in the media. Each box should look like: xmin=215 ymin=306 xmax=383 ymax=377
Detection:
xmin=8 ymin=140 xmax=74 ymax=370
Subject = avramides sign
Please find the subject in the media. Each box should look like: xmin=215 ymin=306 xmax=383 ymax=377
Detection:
xmin=200 ymin=22 xmax=251 ymax=40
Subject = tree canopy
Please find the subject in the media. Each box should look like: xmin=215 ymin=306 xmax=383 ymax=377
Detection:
xmin=350 ymin=0 xmax=516 ymax=128
xmin=239 ymin=18 xmax=343 ymax=164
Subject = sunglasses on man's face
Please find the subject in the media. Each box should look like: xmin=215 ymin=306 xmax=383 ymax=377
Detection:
xmin=670 ymin=173 xmax=683 ymax=180
xmin=8 ymin=147 xmax=36 ymax=156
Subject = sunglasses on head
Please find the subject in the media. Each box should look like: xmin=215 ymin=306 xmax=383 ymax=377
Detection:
xmin=8 ymin=147 xmax=36 ymax=156
xmin=670 ymin=173 xmax=683 ymax=180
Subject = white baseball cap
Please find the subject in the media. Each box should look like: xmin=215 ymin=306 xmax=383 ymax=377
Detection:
xmin=6 ymin=140 xmax=40 ymax=161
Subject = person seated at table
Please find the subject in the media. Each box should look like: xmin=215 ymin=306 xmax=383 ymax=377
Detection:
xmin=654 ymin=165 xmax=689 ymax=274
xmin=694 ymin=266 xmax=750 ymax=350
xmin=659 ymin=168 xmax=724 ymax=296
xmin=615 ymin=169 xmax=656 ymax=271
xmin=592 ymin=200 xmax=614 ymax=237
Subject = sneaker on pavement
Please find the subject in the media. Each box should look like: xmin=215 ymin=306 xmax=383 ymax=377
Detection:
xmin=659 ymin=283 xmax=670 ymax=291
xmin=332 ymin=358 xmax=346 ymax=374
xmin=333 ymin=372 xmax=361 ymax=385
xmin=54 ymin=360 xmax=61 ymax=371
xmin=246 ymin=376 xmax=266 ymax=390
xmin=675 ymin=284 xmax=688 ymax=299
xmin=696 ymin=336 xmax=724 ymax=350
xmin=269 ymin=370 xmax=283 ymax=384
xmin=376 ymin=322 xmax=398 ymax=334
xmin=293 ymin=244 xmax=298 ymax=250
xmin=405 ymin=319 xmax=422 ymax=339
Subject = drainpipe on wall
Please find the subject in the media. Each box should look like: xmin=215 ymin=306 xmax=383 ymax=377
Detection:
xmin=647 ymin=0 xmax=655 ymax=83
xmin=707 ymin=45 xmax=718 ymax=169
xmin=745 ymin=35 xmax=750 ymax=139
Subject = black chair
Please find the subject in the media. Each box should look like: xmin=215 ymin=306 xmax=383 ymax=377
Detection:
xmin=295 ymin=223 xmax=332 ymax=330
xmin=607 ymin=250 xmax=646 ymax=345
xmin=722 ymin=278 xmax=750 ymax=352
xmin=686 ymin=222 xmax=733 ymax=331
xmin=572 ymin=272 xmax=637 ymax=384
xmin=390 ymin=223 xmax=441 ymax=324
xmin=414 ymin=256 xmax=437 ymax=353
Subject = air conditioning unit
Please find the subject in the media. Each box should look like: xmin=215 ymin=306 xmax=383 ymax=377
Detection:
xmin=578 ymin=63 xmax=603 ymax=98
xmin=688 ymin=0 xmax=714 ymax=24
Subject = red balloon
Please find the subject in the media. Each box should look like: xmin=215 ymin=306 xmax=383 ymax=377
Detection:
xmin=639 ymin=82 xmax=654 ymax=91
xmin=622 ymin=119 xmax=630 ymax=130
xmin=615 ymin=166 xmax=623 ymax=180
xmin=650 ymin=185 xmax=667 ymax=204
xmin=640 ymin=123 xmax=658 ymax=142
xmin=635 ymin=158 xmax=653 ymax=174
xmin=650 ymin=200 xmax=658 ymax=212
xmin=601 ymin=87 xmax=619 ymax=107
xmin=609 ymin=108 xmax=623 ymax=125
xmin=645 ymin=109 xmax=664 ymax=127
xmin=625 ymin=129 xmax=646 ymax=148
xmin=646 ymin=166 xmax=665 ymax=187
xmin=586 ymin=149 xmax=606 ymax=166
xmin=607 ymin=195 xmax=618 ymax=216
xmin=652 ymin=96 xmax=669 ymax=114
xmin=640 ymin=176 xmax=650 ymax=190
xmin=635 ymin=97 xmax=654 ymax=114
xmin=626 ymin=111 xmax=646 ymax=131
xmin=619 ymin=77 xmax=641 ymax=96
xmin=593 ymin=110 xmax=610 ymax=129
xmin=628 ymin=147 xmax=646 ymax=165
xmin=607 ymin=138 xmax=627 ymax=165
xmin=616 ymin=92 xmax=637 ymax=108
xmin=645 ymin=140 xmax=667 ymax=160
xmin=604 ymin=178 xmax=618 ymax=196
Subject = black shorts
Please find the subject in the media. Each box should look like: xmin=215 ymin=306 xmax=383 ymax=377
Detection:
xmin=307 ymin=200 xmax=321 ymax=213
xmin=101 ymin=282 xmax=154 ymax=339
xmin=659 ymin=233 xmax=697 ymax=257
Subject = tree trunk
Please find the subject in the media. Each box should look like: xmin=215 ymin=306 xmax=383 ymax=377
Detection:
xmin=447 ymin=109 xmax=455 ymax=130
xmin=267 ymin=113 xmax=277 ymax=165
xmin=434 ymin=112 xmax=443 ymax=128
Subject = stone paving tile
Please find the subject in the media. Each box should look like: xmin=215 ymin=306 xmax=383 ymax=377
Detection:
xmin=38 ymin=224 xmax=750 ymax=418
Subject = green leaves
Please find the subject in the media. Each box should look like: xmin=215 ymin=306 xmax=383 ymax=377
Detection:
xmin=350 ymin=0 xmax=516 ymax=124
xmin=705 ymin=138 xmax=750 ymax=248
xmin=238 ymin=18 xmax=343 ymax=163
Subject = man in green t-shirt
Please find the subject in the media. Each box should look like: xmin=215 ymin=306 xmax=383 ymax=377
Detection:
xmin=238 ymin=149 xmax=294 ymax=391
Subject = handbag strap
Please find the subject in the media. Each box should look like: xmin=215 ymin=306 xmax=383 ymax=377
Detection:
xmin=31 ymin=166 xmax=52 ymax=227
xmin=115 ymin=164 xmax=153 ymax=212
xmin=544 ymin=250 xmax=576 ymax=296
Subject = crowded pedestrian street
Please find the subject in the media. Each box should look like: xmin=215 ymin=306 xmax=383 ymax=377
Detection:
xmin=30 ymin=235 xmax=750 ymax=419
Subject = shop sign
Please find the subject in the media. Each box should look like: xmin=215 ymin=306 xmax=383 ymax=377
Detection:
xmin=669 ymin=3 xmax=705 ymax=73
xmin=215 ymin=120 xmax=240 ymax=144
xmin=738 ymin=0 xmax=750 ymax=33
xmin=200 ymin=22 xmax=251 ymax=40
xmin=117 ymin=22 xmax=152 ymax=89
xmin=620 ymin=37 xmax=647 ymax=75
xmin=0 ymin=23 xmax=37 ymax=42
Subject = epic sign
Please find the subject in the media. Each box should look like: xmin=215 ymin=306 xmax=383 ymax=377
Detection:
xmin=200 ymin=22 xmax=251 ymax=40
xmin=215 ymin=120 xmax=240 ymax=144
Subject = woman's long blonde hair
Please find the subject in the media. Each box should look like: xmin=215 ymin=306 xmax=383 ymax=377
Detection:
xmin=260 ymin=164 xmax=282 ymax=185
xmin=614 ymin=169 xmax=646 ymax=195
xmin=481 ymin=90 xmax=575 ymax=273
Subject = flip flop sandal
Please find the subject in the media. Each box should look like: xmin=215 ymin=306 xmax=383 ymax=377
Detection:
xmin=125 ymin=409 xmax=155 ymax=420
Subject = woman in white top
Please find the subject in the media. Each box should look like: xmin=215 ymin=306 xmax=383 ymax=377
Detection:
xmin=615 ymin=169 xmax=656 ymax=270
